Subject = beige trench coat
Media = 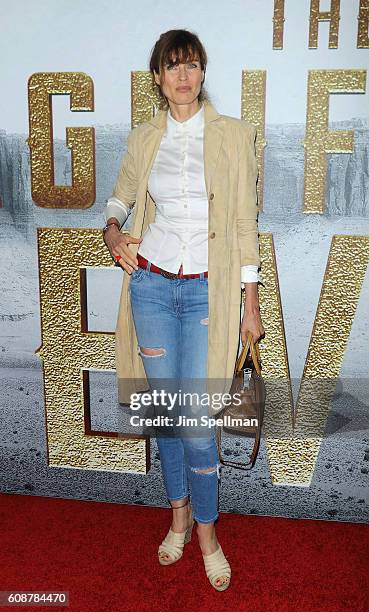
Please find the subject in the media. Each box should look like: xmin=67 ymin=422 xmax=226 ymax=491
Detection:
xmin=112 ymin=99 xmax=261 ymax=415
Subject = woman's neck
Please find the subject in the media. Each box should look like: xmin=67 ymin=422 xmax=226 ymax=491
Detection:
xmin=167 ymin=100 xmax=202 ymax=123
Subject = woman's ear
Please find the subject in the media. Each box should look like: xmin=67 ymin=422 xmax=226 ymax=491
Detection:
xmin=153 ymin=70 xmax=161 ymax=86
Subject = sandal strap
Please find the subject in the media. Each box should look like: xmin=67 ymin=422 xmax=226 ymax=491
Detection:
xmin=203 ymin=545 xmax=231 ymax=585
xmin=158 ymin=528 xmax=188 ymax=560
xmin=158 ymin=502 xmax=193 ymax=563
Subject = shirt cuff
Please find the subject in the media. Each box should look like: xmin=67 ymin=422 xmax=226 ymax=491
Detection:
xmin=103 ymin=197 xmax=131 ymax=226
xmin=241 ymin=265 xmax=264 ymax=288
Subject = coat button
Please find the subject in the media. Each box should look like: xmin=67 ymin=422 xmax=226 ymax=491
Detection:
xmin=209 ymin=193 xmax=214 ymax=200
xmin=209 ymin=232 xmax=216 ymax=239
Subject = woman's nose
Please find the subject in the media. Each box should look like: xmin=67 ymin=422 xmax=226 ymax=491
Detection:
xmin=178 ymin=67 xmax=189 ymax=79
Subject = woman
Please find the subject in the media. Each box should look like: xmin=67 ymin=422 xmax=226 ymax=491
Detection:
xmin=103 ymin=29 xmax=264 ymax=592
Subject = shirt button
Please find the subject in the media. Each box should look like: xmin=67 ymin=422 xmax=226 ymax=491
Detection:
xmin=209 ymin=193 xmax=214 ymax=200
xmin=209 ymin=232 xmax=216 ymax=239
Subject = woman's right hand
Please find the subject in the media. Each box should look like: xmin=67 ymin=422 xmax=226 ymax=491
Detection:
xmin=104 ymin=226 xmax=143 ymax=274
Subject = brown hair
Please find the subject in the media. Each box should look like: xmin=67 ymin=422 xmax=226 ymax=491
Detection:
xmin=149 ymin=29 xmax=208 ymax=109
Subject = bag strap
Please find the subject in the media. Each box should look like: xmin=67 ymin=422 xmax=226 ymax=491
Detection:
xmin=235 ymin=331 xmax=261 ymax=375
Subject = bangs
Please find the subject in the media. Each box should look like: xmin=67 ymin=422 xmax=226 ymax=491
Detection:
xmin=160 ymin=43 xmax=200 ymax=69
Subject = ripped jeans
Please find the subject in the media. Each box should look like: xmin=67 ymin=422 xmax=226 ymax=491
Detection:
xmin=129 ymin=260 xmax=221 ymax=524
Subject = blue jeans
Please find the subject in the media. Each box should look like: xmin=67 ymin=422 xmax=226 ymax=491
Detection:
xmin=129 ymin=261 xmax=221 ymax=524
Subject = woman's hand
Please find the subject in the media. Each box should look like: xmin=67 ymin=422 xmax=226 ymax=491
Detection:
xmin=240 ymin=308 xmax=265 ymax=346
xmin=240 ymin=282 xmax=265 ymax=346
xmin=104 ymin=225 xmax=143 ymax=274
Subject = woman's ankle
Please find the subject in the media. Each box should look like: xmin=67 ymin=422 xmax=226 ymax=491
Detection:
xmin=170 ymin=499 xmax=191 ymax=531
xmin=170 ymin=497 xmax=189 ymax=509
xmin=196 ymin=524 xmax=219 ymax=554
xmin=196 ymin=522 xmax=217 ymax=540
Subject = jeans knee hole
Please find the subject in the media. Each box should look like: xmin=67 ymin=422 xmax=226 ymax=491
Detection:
xmin=138 ymin=346 xmax=166 ymax=358
xmin=190 ymin=466 xmax=217 ymax=474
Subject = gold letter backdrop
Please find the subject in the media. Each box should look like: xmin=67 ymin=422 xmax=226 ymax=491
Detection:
xmin=260 ymin=234 xmax=369 ymax=485
xmin=36 ymin=228 xmax=149 ymax=473
xmin=272 ymin=0 xmax=285 ymax=49
xmin=273 ymin=0 xmax=369 ymax=49
xmin=35 ymin=71 xmax=369 ymax=485
xmin=303 ymin=70 xmax=366 ymax=214
xmin=309 ymin=0 xmax=340 ymax=49
xmin=28 ymin=72 xmax=95 ymax=208
xmin=241 ymin=70 xmax=266 ymax=212
xmin=358 ymin=0 xmax=369 ymax=48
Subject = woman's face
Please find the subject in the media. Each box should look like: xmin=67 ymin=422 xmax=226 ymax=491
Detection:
xmin=154 ymin=52 xmax=204 ymax=106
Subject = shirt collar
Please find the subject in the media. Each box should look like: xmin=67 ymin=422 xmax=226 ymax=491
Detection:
xmin=167 ymin=103 xmax=204 ymax=136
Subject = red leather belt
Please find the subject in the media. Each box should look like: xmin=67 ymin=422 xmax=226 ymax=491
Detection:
xmin=137 ymin=253 xmax=208 ymax=279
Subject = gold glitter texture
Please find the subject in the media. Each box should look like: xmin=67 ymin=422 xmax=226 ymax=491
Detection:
xmin=358 ymin=0 xmax=369 ymax=48
xmin=262 ymin=235 xmax=369 ymax=485
xmin=36 ymin=228 xmax=149 ymax=472
xmin=131 ymin=71 xmax=162 ymax=128
xmin=309 ymin=0 xmax=341 ymax=49
xmin=303 ymin=69 xmax=366 ymax=214
xmin=273 ymin=0 xmax=285 ymax=49
xmin=27 ymin=72 xmax=95 ymax=208
xmin=241 ymin=70 xmax=266 ymax=213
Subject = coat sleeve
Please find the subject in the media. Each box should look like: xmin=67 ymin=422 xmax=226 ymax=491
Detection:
xmin=237 ymin=123 xmax=261 ymax=268
xmin=110 ymin=129 xmax=138 ymax=208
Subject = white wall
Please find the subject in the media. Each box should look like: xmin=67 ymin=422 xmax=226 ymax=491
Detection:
xmin=1 ymin=0 xmax=368 ymax=137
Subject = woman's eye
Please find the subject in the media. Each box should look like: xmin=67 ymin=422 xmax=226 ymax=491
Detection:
xmin=165 ymin=62 xmax=199 ymax=70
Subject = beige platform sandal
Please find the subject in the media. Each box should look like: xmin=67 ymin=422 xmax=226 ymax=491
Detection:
xmin=202 ymin=544 xmax=231 ymax=591
xmin=158 ymin=499 xmax=194 ymax=565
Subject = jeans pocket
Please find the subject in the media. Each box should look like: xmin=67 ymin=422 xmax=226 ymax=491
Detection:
xmin=129 ymin=266 xmax=146 ymax=284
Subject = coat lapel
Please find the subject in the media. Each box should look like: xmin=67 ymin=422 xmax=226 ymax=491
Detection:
xmin=142 ymin=99 xmax=224 ymax=197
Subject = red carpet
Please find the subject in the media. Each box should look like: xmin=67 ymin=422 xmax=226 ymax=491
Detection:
xmin=0 ymin=493 xmax=368 ymax=612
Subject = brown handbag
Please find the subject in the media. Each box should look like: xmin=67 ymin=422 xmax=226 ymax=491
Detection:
xmin=217 ymin=331 xmax=266 ymax=470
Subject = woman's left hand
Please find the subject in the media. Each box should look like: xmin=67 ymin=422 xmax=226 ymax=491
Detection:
xmin=240 ymin=282 xmax=265 ymax=345
xmin=240 ymin=308 xmax=265 ymax=346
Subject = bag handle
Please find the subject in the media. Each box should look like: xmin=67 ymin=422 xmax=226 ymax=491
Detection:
xmin=235 ymin=331 xmax=261 ymax=375
xmin=217 ymin=425 xmax=261 ymax=471
xmin=216 ymin=333 xmax=264 ymax=471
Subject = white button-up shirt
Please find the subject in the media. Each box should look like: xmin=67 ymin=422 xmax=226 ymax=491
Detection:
xmin=104 ymin=103 xmax=262 ymax=285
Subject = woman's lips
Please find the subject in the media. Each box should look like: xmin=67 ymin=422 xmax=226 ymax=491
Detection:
xmin=177 ymin=86 xmax=191 ymax=91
